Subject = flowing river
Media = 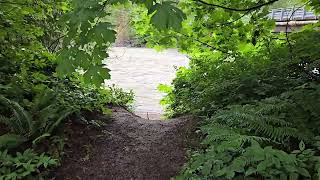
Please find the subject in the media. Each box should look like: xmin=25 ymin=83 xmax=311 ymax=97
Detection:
xmin=104 ymin=47 xmax=189 ymax=120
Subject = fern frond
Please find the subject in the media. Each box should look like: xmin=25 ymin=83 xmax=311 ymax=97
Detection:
xmin=263 ymin=116 xmax=291 ymax=126
xmin=212 ymin=100 xmax=307 ymax=145
xmin=242 ymin=117 xmax=297 ymax=142
xmin=33 ymin=89 xmax=56 ymax=110
xmin=0 ymin=114 xmax=10 ymax=125
xmin=202 ymin=123 xmax=274 ymax=154
xmin=0 ymin=96 xmax=33 ymax=136
xmin=33 ymin=104 xmax=59 ymax=134
xmin=11 ymin=101 xmax=33 ymax=136
xmin=46 ymin=109 xmax=73 ymax=134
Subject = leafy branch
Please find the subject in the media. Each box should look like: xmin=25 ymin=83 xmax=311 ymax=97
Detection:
xmin=195 ymin=0 xmax=280 ymax=11
xmin=178 ymin=32 xmax=230 ymax=54
xmin=284 ymin=1 xmax=310 ymax=60
xmin=47 ymin=35 xmax=66 ymax=52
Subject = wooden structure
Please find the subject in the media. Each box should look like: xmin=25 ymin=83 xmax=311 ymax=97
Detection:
xmin=269 ymin=8 xmax=318 ymax=32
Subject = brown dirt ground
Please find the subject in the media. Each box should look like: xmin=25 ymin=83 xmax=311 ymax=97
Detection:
xmin=54 ymin=107 xmax=195 ymax=180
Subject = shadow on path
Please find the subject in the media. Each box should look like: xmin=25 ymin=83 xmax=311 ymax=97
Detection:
xmin=55 ymin=107 xmax=195 ymax=180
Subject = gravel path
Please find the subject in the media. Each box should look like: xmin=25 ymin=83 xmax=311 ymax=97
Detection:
xmin=55 ymin=107 xmax=194 ymax=180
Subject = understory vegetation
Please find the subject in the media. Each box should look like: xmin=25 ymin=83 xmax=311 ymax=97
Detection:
xmin=0 ymin=1 xmax=135 ymax=178
xmin=1 ymin=0 xmax=320 ymax=179
xmin=0 ymin=0 xmax=187 ymax=177
xmin=133 ymin=0 xmax=320 ymax=179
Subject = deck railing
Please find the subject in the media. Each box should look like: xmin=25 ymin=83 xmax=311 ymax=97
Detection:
xmin=269 ymin=8 xmax=318 ymax=22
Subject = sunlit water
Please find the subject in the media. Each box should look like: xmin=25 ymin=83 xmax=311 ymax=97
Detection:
xmin=104 ymin=47 xmax=189 ymax=119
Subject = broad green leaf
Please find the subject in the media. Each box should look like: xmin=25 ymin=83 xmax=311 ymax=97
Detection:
xmin=297 ymin=168 xmax=311 ymax=177
xmin=144 ymin=0 xmax=154 ymax=9
xmin=0 ymin=134 xmax=27 ymax=149
xmin=56 ymin=49 xmax=76 ymax=76
xmin=69 ymin=0 xmax=102 ymax=25
xmin=245 ymin=167 xmax=257 ymax=176
xmin=157 ymin=84 xmax=172 ymax=93
xmin=83 ymin=65 xmax=111 ymax=86
xmin=238 ymin=42 xmax=255 ymax=54
xmin=75 ymin=51 xmax=93 ymax=68
xmin=87 ymin=23 xmax=117 ymax=44
xmin=148 ymin=2 xmax=186 ymax=31
xmin=56 ymin=58 xmax=75 ymax=76
xmin=256 ymin=160 xmax=269 ymax=172
xmin=92 ymin=46 xmax=108 ymax=61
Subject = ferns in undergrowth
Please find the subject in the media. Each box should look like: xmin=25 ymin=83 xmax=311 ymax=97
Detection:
xmin=180 ymin=119 xmax=320 ymax=179
xmin=201 ymin=123 xmax=272 ymax=151
xmin=211 ymin=97 xmax=315 ymax=146
xmin=178 ymin=85 xmax=320 ymax=179
xmin=0 ymin=96 xmax=33 ymax=137
xmin=0 ymin=92 xmax=73 ymax=149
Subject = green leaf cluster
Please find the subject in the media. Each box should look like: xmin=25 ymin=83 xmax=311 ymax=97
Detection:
xmin=131 ymin=0 xmax=320 ymax=179
xmin=0 ymin=0 xmax=134 ymax=178
xmin=0 ymin=149 xmax=57 ymax=179
xmin=57 ymin=0 xmax=186 ymax=86
xmin=0 ymin=93 xmax=73 ymax=150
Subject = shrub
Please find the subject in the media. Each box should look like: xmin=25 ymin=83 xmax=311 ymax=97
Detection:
xmin=0 ymin=149 xmax=57 ymax=179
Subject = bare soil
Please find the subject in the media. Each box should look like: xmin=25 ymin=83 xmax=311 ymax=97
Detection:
xmin=55 ymin=107 xmax=195 ymax=180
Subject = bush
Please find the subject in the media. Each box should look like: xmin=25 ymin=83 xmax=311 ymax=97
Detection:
xmin=0 ymin=149 xmax=57 ymax=179
xmin=0 ymin=0 xmax=134 ymax=177
xmin=138 ymin=1 xmax=320 ymax=178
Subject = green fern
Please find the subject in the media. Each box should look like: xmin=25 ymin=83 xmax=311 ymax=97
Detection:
xmin=0 ymin=96 xmax=33 ymax=136
xmin=0 ymin=114 xmax=10 ymax=125
xmin=0 ymin=94 xmax=72 ymax=149
xmin=180 ymin=135 xmax=319 ymax=179
xmin=202 ymin=123 xmax=269 ymax=144
xmin=212 ymin=98 xmax=312 ymax=144
xmin=32 ymin=89 xmax=56 ymax=111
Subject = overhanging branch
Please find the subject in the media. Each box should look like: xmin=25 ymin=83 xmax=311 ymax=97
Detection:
xmin=195 ymin=0 xmax=280 ymax=11
xmin=177 ymin=32 xmax=230 ymax=54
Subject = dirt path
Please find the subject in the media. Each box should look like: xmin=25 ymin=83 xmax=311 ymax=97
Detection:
xmin=55 ymin=107 xmax=194 ymax=180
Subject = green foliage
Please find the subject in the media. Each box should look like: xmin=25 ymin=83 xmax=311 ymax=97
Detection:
xmin=54 ymin=79 xmax=134 ymax=114
xmin=0 ymin=0 xmax=135 ymax=178
xmin=130 ymin=0 xmax=320 ymax=179
xmin=158 ymin=84 xmax=173 ymax=105
xmin=1 ymin=0 xmax=318 ymax=179
xmin=0 ymin=94 xmax=73 ymax=149
xmin=56 ymin=0 xmax=115 ymax=86
xmin=57 ymin=0 xmax=186 ymax=86
xmin=271 ymin=0 xmax=303 ymax=8
xmin=178 ymin=85 xmax=320 ymax=178
xmin=178 ymin=139 xmax=320 ymax=179
xmin=148 ymin=1 xmax=186 ymax=30
xmin=212 ymin=96 xmax=317 ymax=144
xmin=0 ymin=134 xmax=27 ymax=150
xmin=175 ymin=36 xmax=320 ymax=177
xmin=0 ymin=149 xmax=57 ymax=179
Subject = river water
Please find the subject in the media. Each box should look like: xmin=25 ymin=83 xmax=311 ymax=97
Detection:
xmin=104 ymin=47 xmax=189 ymax=119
